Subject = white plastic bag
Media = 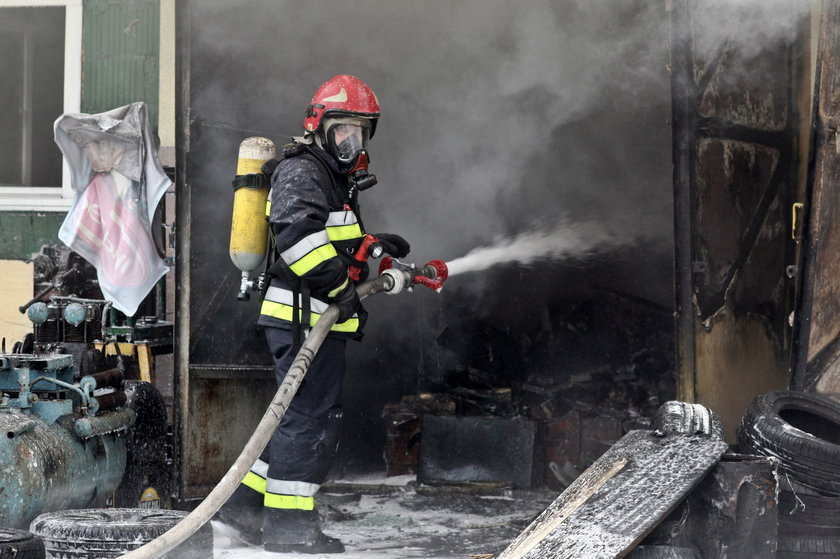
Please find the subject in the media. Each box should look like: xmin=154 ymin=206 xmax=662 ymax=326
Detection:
xmin=55 ymin=102 xmax=170 ymax=316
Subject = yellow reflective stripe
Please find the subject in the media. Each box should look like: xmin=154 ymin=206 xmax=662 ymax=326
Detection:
xmin=243 ymin=472 xmax=267 ymax=494
xmin=260 ymin=300 xmax=360 ymax=333
xmin=288 ymin=243 xmax=338 ymax=276
xmin=264 ymin=493 xmax=315 ymax=510
xmin=327 ymin=277 xmax=349 ymax=299
xmin=265 ymin=200 xmax=272 ymax=217
xmin=326 ymin=223 xmax=363 ymax=241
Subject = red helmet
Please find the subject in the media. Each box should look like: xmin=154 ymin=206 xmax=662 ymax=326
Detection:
xmin=303 ymin=75 xmax=380 ymax=138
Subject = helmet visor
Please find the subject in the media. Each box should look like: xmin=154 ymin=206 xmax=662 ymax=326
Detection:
xmin=328 ymin=123 xmax=369 ymax=164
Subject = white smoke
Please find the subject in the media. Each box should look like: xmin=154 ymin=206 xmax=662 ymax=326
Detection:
xmin=687 ymin=0 xmax=809 ymax=62
xmin=370 ymin=0 xmax=672 ymax=256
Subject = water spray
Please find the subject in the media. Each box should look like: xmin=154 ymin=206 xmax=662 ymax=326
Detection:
xmin=445 ymin=220 xmax=621 ymax=277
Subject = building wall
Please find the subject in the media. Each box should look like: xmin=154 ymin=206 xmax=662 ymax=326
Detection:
xmin=82 ymin=0 xmax=160 ymax=126
xmin=0 ymin=0 xmax=170 ymax=342
xmin=0 ymin=260 xmax=33 ymax=344
xmin=0 ymin=0 xmax=168 ymax=260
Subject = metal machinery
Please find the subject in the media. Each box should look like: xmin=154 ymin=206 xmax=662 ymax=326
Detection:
xmin=0 ymin=249 xmax=171 ymax=530
xmin=0 ymin=351 xmax=129 ymax=529
xmin=22 ymin=245 xmax=174 ymax=383
xmin=0 ymin=348 xmax=170 ymax=529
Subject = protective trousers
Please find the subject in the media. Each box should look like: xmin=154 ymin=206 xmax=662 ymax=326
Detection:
xmin=226 ymin=326 xmax=346 ymax=545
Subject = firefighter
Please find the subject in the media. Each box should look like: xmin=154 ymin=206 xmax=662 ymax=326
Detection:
xmin=217 ymin=75 xmax=410 ymax=554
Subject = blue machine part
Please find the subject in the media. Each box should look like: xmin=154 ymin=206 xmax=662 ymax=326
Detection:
xmin=27 ymin=302 xmax=49 ymax=325
xmin=30 ymin=399 xmax=74 ymax=425
xmin=0 ymin=354 xmax=74 ymax=392
xmin=63 ymin=302 xmax=86 ymax=326
xmin=0 ymin=408 xmax=127 ymax=529
xmin=0 ymin=353 xmax=131 ymax=529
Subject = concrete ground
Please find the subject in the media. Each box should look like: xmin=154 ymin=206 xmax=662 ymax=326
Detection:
xmin=212 ymin=474 xmax=555 ymax=559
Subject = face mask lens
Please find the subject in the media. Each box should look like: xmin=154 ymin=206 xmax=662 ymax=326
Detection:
xmin=329 ymin=124 xmax=368 ymax=163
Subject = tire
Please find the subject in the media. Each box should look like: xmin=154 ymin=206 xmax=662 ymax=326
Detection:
xmin=737 ymin=391 xmax=840 ymax=495
xmin=30 ymin=508 xmax=212 ymax=559
xmin=0 ymin=529 xmax=45 ymax=559
xmin=777 ymin=535 xmax=840 ymax=557
xmin=626 ymin=545 xmax=699 ymax=558
xmin=778 ymin=490 xmax=840 ymax=538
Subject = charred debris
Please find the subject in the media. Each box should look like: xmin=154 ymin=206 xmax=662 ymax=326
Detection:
xmin=382 ymin=261 xmax=675 ymax=490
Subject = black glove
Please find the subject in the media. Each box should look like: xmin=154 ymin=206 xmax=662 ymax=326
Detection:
xmin=375 ymin=233 xmax=411 ymax=258
xmin=330 ymin=280 xmax=361 ymax=323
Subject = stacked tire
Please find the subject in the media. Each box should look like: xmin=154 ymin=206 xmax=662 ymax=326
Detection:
xmin=737 ymin=391 xmax=840 ymax=558
xmin=0 ymin=528 xmax=45 ymax=559
xmin=30 ymin=508 xmax=213 ymax=559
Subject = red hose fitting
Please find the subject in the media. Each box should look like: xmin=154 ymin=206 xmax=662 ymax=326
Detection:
xmin=425 ymin=260 xmax=448 ymax=283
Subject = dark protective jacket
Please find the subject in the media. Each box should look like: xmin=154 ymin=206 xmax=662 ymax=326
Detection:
xmin=257 ymin=143 xmax=367 ymax=337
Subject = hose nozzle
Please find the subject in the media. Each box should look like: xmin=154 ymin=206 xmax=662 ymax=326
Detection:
xmin=378 ymin=258 xmax=449 ymax=294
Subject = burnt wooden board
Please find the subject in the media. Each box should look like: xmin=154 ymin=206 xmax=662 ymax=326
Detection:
xmin=497 ymin=430 xmax=728 ymax=559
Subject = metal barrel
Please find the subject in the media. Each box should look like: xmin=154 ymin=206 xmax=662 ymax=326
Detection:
xmin=0 ymin=409 xmax=127 ymax=528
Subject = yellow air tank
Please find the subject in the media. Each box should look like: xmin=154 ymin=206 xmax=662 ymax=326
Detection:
xmin=229 ymin=137 xmax=276 ymax=300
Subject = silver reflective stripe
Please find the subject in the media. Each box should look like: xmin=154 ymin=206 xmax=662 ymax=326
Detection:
xmin=264 ymin=286 xmax=330 ymax=314
xmin=326 ymin=211 xmax=358 ymax=226
xmin=265 ymin=478 xmax=320 ymax=497
xmin=280 ymin=230 xmax=331 ymax=265
xmin=250 ymin=458 xmax=269 ymax=479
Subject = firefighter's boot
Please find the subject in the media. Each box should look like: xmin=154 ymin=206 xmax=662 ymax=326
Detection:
xmin=263 ymin=509 xmax=344 ymax=554
xmin=214 ymin=468 xmax=265 ymax=545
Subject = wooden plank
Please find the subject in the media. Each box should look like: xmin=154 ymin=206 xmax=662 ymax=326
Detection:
xmin=136 ymin=342 xmax=155 ymax=383
xmin=497 ymin=430 xmax=728 ymax=559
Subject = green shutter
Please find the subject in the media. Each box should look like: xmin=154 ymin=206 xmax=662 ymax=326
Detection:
xmin=82 ymin=0 xmax=160 ymax=128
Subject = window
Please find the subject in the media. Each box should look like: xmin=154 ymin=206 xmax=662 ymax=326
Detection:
xmin=0 ymin=0 xmax=81 ymax=211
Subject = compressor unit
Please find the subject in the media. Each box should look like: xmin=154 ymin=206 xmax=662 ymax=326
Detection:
xmin=0 ymin=348 xmax=169 ymax=530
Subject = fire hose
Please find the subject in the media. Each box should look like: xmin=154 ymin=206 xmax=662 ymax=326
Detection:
xmin=119 ymin=259 xmax=447 ymax=559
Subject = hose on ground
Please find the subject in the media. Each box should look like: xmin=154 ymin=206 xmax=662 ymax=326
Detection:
xmin=119 ymin=275 xmax=393 ymax=559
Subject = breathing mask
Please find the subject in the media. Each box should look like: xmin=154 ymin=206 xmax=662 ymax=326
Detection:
xmin=323 ymin=118 xmax=377 ymax=191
